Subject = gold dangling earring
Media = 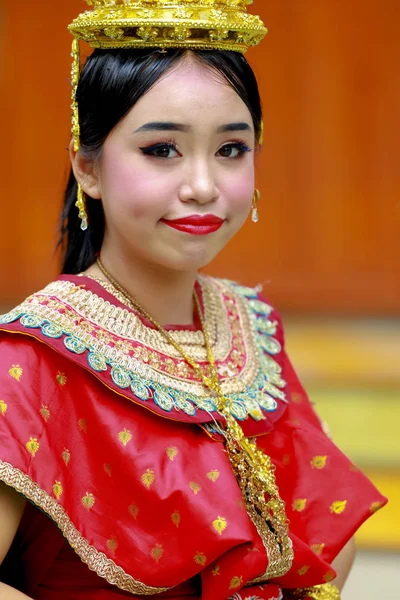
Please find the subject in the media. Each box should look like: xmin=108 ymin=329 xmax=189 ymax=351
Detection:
xmin=76 ymin=182 xmax=88 ymax=231
xmin=252 ymin=189 xmax=260 ymax=223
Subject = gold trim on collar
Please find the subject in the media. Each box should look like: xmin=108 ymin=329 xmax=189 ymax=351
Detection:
xmin=0 ymin=277 xmax=287 ymax=421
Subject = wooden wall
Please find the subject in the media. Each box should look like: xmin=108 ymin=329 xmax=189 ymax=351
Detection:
xmin=1 ymin=0 xmax=399 ymax=313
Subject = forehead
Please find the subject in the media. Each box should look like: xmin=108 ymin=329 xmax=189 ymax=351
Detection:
xmin=125 ymin=57 xmax=252 ymax=126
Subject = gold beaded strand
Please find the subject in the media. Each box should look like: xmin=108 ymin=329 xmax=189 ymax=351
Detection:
xmin=95 ymin=257 xmax=293 ymax=579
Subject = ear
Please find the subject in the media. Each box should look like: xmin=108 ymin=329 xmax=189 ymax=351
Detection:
xmin=69 ymin=140 xmax=102 ymax=200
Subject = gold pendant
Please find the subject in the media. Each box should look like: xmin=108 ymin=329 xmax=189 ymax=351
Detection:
xmin=220 ymin=411 xmax=293 ymax=580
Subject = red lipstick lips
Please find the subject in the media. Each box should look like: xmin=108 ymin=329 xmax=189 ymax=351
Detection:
xmin=161 ymin=214 xmax=224 ymax=236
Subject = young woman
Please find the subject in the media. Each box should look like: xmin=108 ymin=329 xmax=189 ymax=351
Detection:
xmin=0 ymin=2 xmax=386 ymax=599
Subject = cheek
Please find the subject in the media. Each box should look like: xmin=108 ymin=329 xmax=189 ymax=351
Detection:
xmin=100 ymin=153 xmax=176 ymax=220
xmin=223 ymin=169 xmax=254 ymax=213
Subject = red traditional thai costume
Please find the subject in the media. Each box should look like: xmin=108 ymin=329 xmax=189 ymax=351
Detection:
xmin=0 ymin=275 xmax=386 ymax=599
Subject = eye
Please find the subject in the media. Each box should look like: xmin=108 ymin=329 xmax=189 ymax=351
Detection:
xmin=217 ymin=142 xmax=251 ymax=159
xmin=140 ymin=143 xmax=180 ymax=159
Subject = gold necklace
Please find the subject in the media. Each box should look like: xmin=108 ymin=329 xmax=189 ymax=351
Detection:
xmin=96 ymin=257 xmax=293 ymax=580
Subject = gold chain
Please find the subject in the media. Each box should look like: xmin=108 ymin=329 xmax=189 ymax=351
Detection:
xmin=96 ymin=259 xmax=218 ymax=395
xmin=95 ymin=257 xmax=294 ymax=580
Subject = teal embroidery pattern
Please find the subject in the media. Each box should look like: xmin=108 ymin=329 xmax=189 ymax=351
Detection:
xmin=0 ymin=279 xmax=287 ymax=421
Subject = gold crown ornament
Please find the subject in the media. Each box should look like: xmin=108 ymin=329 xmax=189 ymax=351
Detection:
xmin=68 ymin=1 xmax=267 ymax=229
xmin=69 ymin=1 xmax=267 ymax=53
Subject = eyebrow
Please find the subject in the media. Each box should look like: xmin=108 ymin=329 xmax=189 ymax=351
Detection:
xmin=216 ymin=122 xmax=252 ymax=134
xmin=134 ymin=122 xmax=189 ymax=133
xmin=134 ymin=121 xmax=252 ymax=134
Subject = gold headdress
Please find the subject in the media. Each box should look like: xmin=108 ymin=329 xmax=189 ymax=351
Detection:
xmin=69 ymin=1 xmax=267 ymax=53
xmin=68 ymin=1 xmax=267 ymax=229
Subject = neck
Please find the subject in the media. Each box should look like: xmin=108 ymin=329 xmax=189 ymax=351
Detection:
xmin=88 ymin=253 xmax=198 ymax=327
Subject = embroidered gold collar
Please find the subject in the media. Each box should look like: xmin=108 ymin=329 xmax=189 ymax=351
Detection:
xmin=0 ymin=276 xmax=287 ymax=423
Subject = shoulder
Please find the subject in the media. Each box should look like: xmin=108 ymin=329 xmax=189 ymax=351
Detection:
xmin=0 ymin=278 xmax=68 ymax=330
xmin=0 ymin=329 xmax=62 ymax=409
xmin=206 ymin=276 xmax=285 ymax=339
xmin=0 ymin=275 xmax=89 ymax=352
xmin=0 ymin=282 xmax=71 ymax=397
xmin=206 ymin=276 xmax=275 ymax=309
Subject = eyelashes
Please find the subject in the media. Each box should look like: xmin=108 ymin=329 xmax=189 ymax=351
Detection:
xmin=140 ymin=142 xmax=180 ymax=159
xmin=218 ymin=142 xmax=252 ymax=158
xmin=139 ymin=140 xmax=252 ymax=160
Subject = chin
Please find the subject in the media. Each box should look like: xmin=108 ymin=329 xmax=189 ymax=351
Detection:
xmin=156 ymin=246 xmax=219 ymax=273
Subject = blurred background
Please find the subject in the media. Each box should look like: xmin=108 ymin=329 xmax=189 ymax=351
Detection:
xmin=1 ymin=1 xmax=399 ymax=597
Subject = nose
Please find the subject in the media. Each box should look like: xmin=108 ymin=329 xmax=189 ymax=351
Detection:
xmin=179 ymin=159 xmax=219 ymax=205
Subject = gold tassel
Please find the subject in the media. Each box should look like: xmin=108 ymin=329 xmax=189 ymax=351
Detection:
xmin=70 ymin=40 xmax=88 ymax=230
xmin=259 ymin=119 xmax=264 ymax=145
xmin=71 ymin=39 xmax=81 ymax=152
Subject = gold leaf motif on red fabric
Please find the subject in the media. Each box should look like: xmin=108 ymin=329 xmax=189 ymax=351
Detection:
xmin=82 ymin=492 xmax=95 ymax=510
xmin=171 ymin=511 xmax=181 ymax=528
xmin=166 ymin=447 xmax=178 ymax=461
xmin=104 ymin=463 xmax=112 ymax=477
xmin=282 ymin=454 xmax=291 ymax=466
xmin=141 ymin=469 xmax=156 ymax=489
xmin=298 ymin=565 xmax=310 ymax=576
xmin=40 ymin=405 xmax=50 ymax=423
xmin=229 ymin=575 xmax=243 ymax=590
xmin=53 ymin=481 xmax=63 ymax=500
xmin=0 ymin=400 xmax=7 ymax=416
xmin=56 ymin=371 xmax=67 ymax=386
xmin=311 ymin=543 xmax=325 ymax=555
xmin=323 ymin=571 xmax=335 ymax=582
xmin=106 ymin=537 xmax=118 ymax=555
xmin=370 ymin=501 xmax=383 ymax=514
xmin=26 ymin=437 xmax=39 ymax=457
xmin=62 ymin=448 xmax=71 ymax=466
xmin=151 ymin=544 xmax=164 ymax=563
xmin=193 ymin=552 xmax=207 ymax=566
xmin=189 ymin=481 xmax=201 ymax=495
xmin=330 ymin=500 xmax=347 ymax=515
xmin=207 ymin=470 xmax=220 ymax=482
xmin=118 ymin=429 xmax=133 ymax=447
xmin=128 ymin=504 xmax=139 ymax=519
xmin=291 ymin=393 xmax=303 ymax=404
xmin=292 ymin=498 xmax=307 ymax=512
xmin=311 ymin=456 xmax=327 ymax=470
xmin=212 ymin=564 xmax=220 ymax=576
xmin=78 ymin=418 xmax=87 ymax=433
xmin=212 ymin=516 xmax=227 ymax=535
xmin=9 ymin=365 xmax=23 ymax=382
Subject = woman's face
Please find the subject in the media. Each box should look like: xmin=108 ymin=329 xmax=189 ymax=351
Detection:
xmin=91 ymin=56 xmax=256 ymax=273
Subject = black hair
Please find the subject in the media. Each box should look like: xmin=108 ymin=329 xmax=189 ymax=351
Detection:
xmin=59 ymin=48 xmax=262 ymax=274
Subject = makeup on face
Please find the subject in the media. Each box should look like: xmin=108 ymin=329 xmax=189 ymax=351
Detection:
xmin=136 ymin=122 xmax=253 ymax=161
xmin=160 ymin=214 xmax=225 ymax=236
xmin=97 ymin=58 xmax=256 ymax=272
